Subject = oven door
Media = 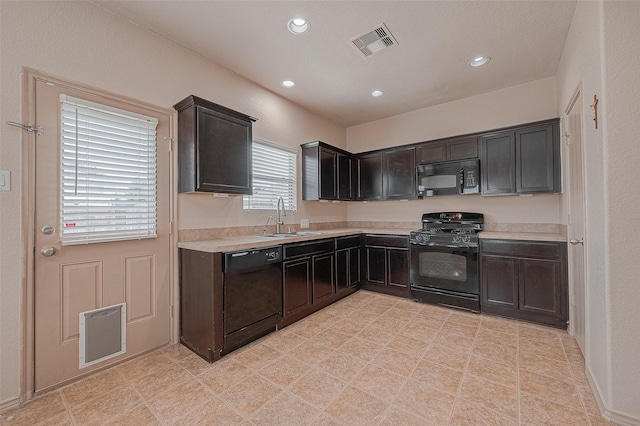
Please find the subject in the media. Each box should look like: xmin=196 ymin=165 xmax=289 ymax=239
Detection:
xmin=410 ymin=245 xmax=479 ymax=295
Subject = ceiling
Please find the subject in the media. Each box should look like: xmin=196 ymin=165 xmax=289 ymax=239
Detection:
xmin=94 ymin=1 xmax=577 ymax=127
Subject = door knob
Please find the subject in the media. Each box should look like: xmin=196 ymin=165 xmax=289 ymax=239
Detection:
xmin=569 ymin=238 xmax=584 ymax=246
xmin=40 ymin=246 xmax=56 ymax=256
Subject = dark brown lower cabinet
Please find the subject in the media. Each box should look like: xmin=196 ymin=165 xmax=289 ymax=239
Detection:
xmin=335 ymin=236 xmax=361 ymax=293
xmin=283 ymin=258 xmax=312 ymax=317
xmin=312 ymin=253 xmax=335 ymax=303
xmin=361 ymin=234 xmax=410 ymax=298
xmin=281 ymin=238 xmax=354 ymax=326
xmin=480 ymin=239 xmax=567 ymax=328
xmin=179 ymin=249 xmax=223 ymax=362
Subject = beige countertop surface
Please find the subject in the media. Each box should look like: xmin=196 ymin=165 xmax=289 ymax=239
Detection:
xmin=177 ymin=227 xmax=567 ymax=253
xmin=177 ymin=228 xmax=416 ymax=253
xmin=479 ymin=231 xmax=566 ymax=242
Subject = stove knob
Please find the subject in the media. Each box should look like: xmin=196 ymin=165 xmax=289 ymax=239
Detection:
xmin=453 ymin=236 xmax=461 ymax=243
xmin=462 ymin=236 xmax=471 ymax=243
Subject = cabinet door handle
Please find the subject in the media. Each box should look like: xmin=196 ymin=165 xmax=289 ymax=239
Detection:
xmin=569 ymin=238 xmax=584 ymax=246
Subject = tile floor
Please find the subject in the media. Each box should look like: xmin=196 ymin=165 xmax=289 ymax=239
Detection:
xmin=1 ymin=290 xmax=613 ymax=426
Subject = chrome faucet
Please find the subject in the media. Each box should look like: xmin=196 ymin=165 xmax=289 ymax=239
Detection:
xmin=275 ymin=197 xmax=286 ymax=234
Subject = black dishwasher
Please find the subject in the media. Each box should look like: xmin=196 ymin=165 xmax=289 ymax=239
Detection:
xmin=223 ymin=246 xmax=282 ymax=354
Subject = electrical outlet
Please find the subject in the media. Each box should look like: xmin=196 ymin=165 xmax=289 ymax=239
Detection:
xmin=300 ymin=219 xmax=309 ymax=229
xmin=0 ymin=170 xmax=10 ymax=191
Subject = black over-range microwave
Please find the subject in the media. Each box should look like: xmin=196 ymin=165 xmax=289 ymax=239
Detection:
xmin=416 ymin=159 xmax=480 ymax=197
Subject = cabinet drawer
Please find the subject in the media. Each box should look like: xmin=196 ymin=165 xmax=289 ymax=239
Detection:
xmin=335 ymin=235 xmax=361 ymax=250
xmin=283 ymin=239 xmax=334 ymax=259
xmin=364 ymin=234 xmax=409 ymax=248
xmin=481 ymin=239 xmax=563 ymax=260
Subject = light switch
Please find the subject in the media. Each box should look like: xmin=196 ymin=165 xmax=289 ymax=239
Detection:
xmin=0 ymin=170 xmax=9 ymax=191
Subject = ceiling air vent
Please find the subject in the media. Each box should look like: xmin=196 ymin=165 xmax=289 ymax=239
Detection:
xmin=350 ymin=23 xmax=398 ymax=59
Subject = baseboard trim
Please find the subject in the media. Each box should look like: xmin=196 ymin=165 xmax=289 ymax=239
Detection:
xmin=0 ymin=396 xmax=21 ymax=414
xmin=586 ymin=367 xmax=640 ymax=426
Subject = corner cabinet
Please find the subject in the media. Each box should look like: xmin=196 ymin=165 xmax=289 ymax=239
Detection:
xmin=480 ymin=119 xmax=560 ymax=196
xmin=335 ymin=235 xmax=361 ymax=293
xmin=174 ymin=95 xmax=255 ymax=194
xmin=480 ymin=239 xmax=568 ymax=328
xmin=301 ymin=141 xmax=354 ymax=201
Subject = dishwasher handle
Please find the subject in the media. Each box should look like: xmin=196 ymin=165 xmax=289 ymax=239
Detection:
xmin=223 ymin=246 xmax=282 ymax=272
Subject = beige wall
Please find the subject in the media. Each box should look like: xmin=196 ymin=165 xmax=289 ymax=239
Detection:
xmin=0 ymin=1 xmax=345 ymax=406
xmin=556 ymin=0 xmax=610 ymax=412
xmin=556 ymin=0 xmax=640 ymax=421
xmin=346 ymin=78 xmax=562 ymax=226
xmin=600 ymin=1 xmax=640 ymax=419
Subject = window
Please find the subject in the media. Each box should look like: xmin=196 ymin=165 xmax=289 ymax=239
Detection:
xmin=60 ymin=95 xmax=158 ymax=245
xmin=243 ymin=140 xmax=297 ymax=211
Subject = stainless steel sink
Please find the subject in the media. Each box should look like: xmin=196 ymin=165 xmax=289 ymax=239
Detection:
xmin=259 ymin=231 xmax=325 ymax=238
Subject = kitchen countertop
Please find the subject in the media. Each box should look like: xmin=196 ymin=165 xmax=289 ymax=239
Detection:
xmin=479 ymin=231 xmax=566 ymax=242
xmin=177 ymin=228 xmax=416 ymax=253
xmin=178 ymin=227 xmax=567 ymax=253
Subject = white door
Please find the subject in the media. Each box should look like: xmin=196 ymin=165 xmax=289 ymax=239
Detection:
xmin=564 ymin=88 xmax=587 ymax=354
xmin=33 ymin=76 xmax=171 ymax=392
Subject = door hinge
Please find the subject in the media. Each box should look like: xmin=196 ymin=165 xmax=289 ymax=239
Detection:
xmin=6 ymin=121 xmax=43 ymax=136
xmin=169 ymin=221 xmax=173 ymax=235
xmin=170 ymin=304 xmax=174 ymax=318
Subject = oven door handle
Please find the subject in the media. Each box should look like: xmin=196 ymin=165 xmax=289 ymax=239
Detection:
xmin=424 ymin=243 xmax=461 ymax=248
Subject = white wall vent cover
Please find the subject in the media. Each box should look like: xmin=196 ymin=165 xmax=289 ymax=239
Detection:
xmin=79 ymin=303 xmax=126 ymax=368
xmin=350 ymin=23 xmax=398 ymax=58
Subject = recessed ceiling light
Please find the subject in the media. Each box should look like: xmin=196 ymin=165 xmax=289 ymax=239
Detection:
xmin=287 ymin=18 xmax=310 ymax=34
xmin=281 ymin=80 xmax=295 ymax=88
xmin=371 ymin=90 xmax=384 ymax=97
xmin=469 ymin=56 xmax=491 ymax=67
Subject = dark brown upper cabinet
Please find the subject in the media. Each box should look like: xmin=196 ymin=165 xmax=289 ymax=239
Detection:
xmin=174 ymin=95 xmax=255 ymax=194
xmin=416 ymin=136 xmax=478 ymax=164
xmin=356 ymin=152 xmax=383 ymax=201
xmin=301 ymin=141 xmax=354 ymax=201
xmin=516 ymin=124 xmax=559 ymax=193
xmin=480 ymin=131 xmax=516 ymax=195
xmin=301 ymin=118 xmax=559 ymax=201
xmin=382 ymin=146 xmax=416 ymax=199
xmin=356 ymin=147 xmax=416 ymax=201
xmin=480 ymin=119 xmax=560 ymax=196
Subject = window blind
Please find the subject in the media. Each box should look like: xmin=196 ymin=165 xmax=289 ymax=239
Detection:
xmin=60 ymin=95 xmax=159 ymax=245
xmin=243 ymin=140 xmax=297 ymax=211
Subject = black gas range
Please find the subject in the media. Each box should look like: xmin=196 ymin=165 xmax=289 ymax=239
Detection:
xmin=409 ymin=212 xmax=484 ymax=312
